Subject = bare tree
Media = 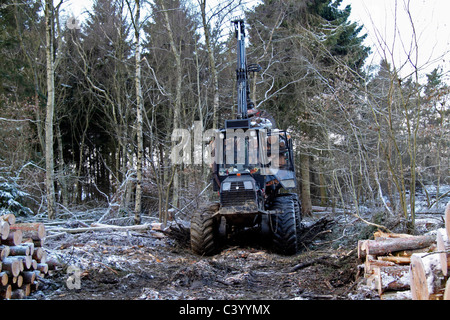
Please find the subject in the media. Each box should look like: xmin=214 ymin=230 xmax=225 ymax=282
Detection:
xmin=363 ymin=0 xmax=435 ymax=230
xmin=126 ymin=0 xmax=144 ymax=225
xmin=44 ymin=0 xmax=56 ymax=219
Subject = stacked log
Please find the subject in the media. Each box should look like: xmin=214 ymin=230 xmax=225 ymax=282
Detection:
xmin=358 ymin=231 xmax=435 ymax=298
xmin=358 ymin=202 xmax=450 ymax=300
xmin=409 ymin=202 xmax=450 ymax=300
xmin=0 ymin=214 xmax=49 ymax=299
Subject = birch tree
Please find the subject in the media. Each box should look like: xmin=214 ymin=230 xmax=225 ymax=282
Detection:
xmin=126 ymin=0 xmax=144 ymax=224
xmin=44 ymin=0 xmax=56 ymax=219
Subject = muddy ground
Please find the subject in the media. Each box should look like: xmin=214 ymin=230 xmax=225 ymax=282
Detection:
xmin=28 ymin=210 xmax=386 ymax=301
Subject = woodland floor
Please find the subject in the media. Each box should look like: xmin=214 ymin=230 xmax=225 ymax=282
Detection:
xmin=27 ymin=206 xmax=445 ymax=301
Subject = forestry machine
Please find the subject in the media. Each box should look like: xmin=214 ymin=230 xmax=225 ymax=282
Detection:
xmin=190 ymin=19 xmax=301 ymax=256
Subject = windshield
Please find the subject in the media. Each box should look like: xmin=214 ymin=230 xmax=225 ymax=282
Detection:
xmin=215 ymin=129 xmax=291 ymax=175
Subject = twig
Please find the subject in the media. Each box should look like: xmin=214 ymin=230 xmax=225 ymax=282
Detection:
xmin=290 ymin=256 xmax=340 ymax=272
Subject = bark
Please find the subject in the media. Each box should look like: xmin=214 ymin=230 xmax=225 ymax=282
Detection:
xmin=160 ymin=0 xmax=181 ymax=210
xmin=200 ymin=0 xmax=219 ymax=129
xmin=133 ymin=0 xmax=143 ymax=225
xmin=364 ymin=254 xmax=395 ymax=274
xmin=300 ymin=153 xmax=312 ymax=216
xmin=10 ymin=223 xmax=46 ymax=241
xmin=56 ymin=124 xmax=68 ymax=207
xmin=8 ymin=245 xmax=31 ymax=256
xmin=44 ymin=0 xmax=56 ymax=219
xmin=22 ymin=271 xmax=36 ymax=284
xmin=318 ymin=168 xmax=328 ymax=207
xmin=359 ymin=234 xmax=435 ymax=258
xmin=48 ymin=223 xmax=152 ymax=234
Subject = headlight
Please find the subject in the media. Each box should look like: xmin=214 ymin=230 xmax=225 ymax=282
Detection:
xmin=222 ymin=182 xmax=231 ymax=191
xmin=243 ymin=181 xmax=253 ymax=190
xmin=281 ymin=179 xmax=295 ymax=188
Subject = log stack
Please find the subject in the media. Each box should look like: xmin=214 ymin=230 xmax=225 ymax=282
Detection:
xmin=358 ymin=230 xmax=435 ymax=298
xmin=358 ymin=202 xmax=450 ymax=300
xmin=0 ymin=214 xmax=49 ymax=299
xmin=409 ymin=202 xmax=450 ymax=300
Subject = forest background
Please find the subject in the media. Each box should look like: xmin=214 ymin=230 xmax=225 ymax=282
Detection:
xmin=0 ymin=0 xmax=448 ymax=233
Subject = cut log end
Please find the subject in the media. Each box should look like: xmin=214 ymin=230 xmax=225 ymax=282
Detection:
xmin=410 ymin=253 xmax=446 ymax=300
xmin=444 ymin=279 xmax=450 ymax=300
xmin=445 ymin=202 xmax=450 ymax=240
xmin=436 ymin=228 xmax=450 ymax=276
xmin=0 ymin=284 xmax=12 ymax=299
xmin=410 ymin=254 xmax=429 ymax=300
xmin=4 ymin=230 xmax=23 ymax=246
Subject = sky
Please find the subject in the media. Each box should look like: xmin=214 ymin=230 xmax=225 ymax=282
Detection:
xmin=61 ymin=0 xmax=450 ymax=81
xmin=340 ymin=0 xmax=450 ymax=81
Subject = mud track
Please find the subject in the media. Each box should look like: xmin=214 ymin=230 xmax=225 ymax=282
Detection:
xmin=35 ymin=217 xmax=367 ymax=300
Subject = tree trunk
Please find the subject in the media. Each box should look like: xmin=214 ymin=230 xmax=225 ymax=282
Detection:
xmin=160 ymin=0 xmax=181 ymax=210
xmin=318 ymin=167 xmax=327 ymax=207
xmin=45 ymin=0 xmax=56 ymax=219
xmin=200 ymin=0 xmax=219 ymax=129
xmin=133 ymin=0 xmax=143 ymax=225
xmin=56 ymin=123 xmax=68 ymax=207
xmin=300 ymin=153 xmax=312 ymax=216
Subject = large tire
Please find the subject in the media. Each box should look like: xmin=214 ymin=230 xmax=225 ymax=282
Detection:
xmin=271 ymin=196 xmax=298 ymax=255
xmin=291 ymin=193 xmax=302 ymax=235
xmin=190 ymin=203 xmax=220 ymax=256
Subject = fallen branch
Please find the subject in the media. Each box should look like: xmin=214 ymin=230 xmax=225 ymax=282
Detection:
xmin=47 ymin=223 xmax=151 ymax=234
xmin=290 ymin=256 xmax=340 ymax=272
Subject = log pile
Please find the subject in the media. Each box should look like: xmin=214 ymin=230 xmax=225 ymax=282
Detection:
xmin=358 ymin=202 xmax=450 ymax=300
xmin=0 ymin=214 xmax=49 ymax=299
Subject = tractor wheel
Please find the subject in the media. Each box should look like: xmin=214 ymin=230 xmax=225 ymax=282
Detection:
xmin=291 ymin=193 xmax=302 ymax=235
xmin=271 ymin=196 xmax=298 ymax=255
xmin=190 ymin=203 xmax=220 ymax=256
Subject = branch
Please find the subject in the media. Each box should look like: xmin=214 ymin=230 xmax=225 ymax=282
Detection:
xmin=48 ymin=223 xmax=152 ymax=234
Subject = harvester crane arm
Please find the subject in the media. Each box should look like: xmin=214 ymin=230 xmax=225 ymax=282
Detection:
xmin=234 ymin=19 xmax=248 ymax=119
